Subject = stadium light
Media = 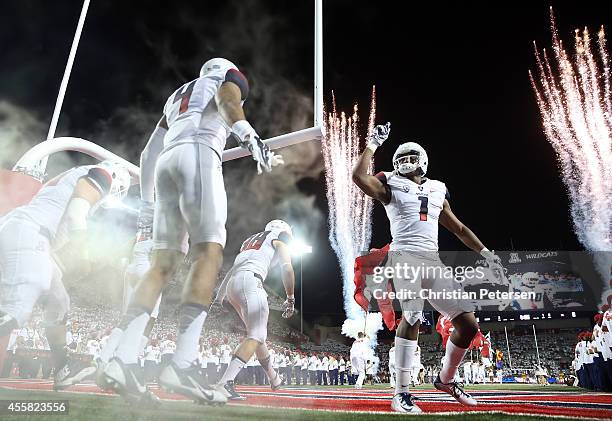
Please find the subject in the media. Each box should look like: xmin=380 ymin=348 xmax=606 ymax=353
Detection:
xmin=288 ymin=238 xmax=312 ymax=336
xmin=289 ymin=239 xmax=313 ymax=256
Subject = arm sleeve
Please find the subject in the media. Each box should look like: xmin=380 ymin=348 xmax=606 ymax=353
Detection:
xmin=140 ymin=125 xmax=167 ymax=202
xmin=276 ymin=231 xmax=292 ymax=245
xmin=374 ymin=171 xmax=387 ymax=185
xmin=84 ymin=167 xmax=113 ymax=195
xmin=224 ymin=69 xmax=249 ymax=100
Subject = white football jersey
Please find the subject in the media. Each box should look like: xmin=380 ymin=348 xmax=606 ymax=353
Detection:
xmin=9 ymin=165 xmax=111 ymax=239
xmin=161 ymin=68 xmax=248 ymax=159
xmin=377 ymin=172 xmax=449 ymax=251
xmin=231 ymin=229 xmax=292 ymax=280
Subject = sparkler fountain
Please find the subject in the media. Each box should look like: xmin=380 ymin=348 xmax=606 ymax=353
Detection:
xmin=530 ymin=9 xmax=612 ymax=309
xmin=322 ymin=87 xmax=383 ymax=341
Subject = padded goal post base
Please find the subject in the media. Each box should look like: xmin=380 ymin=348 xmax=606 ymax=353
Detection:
xmin=0 ymin=169 xmax=41 ymax=374
xmin=0 ymin=169 xmax=42 ymax=217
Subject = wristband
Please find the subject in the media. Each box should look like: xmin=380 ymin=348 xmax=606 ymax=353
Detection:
xmin=366 ymin=143 xmax=378 ymax=153
xmin=231 ymin=120 xmax=255 ymax=143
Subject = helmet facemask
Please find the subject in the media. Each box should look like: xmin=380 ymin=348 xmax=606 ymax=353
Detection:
xmin=393 ymin=151 xmax=423 ymax=176
xmin=392 ymin=142 xmax=428 ymax=177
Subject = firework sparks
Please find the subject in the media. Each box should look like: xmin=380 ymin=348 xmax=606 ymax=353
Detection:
xmin=530 ymin=9 xmax=612 ymax=308
xmin=322 ymin=87 xmax=376 ymax=320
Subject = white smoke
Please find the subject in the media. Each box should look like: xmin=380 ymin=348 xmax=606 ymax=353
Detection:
xmin=530 ymin=13 xmax=612 ymax=309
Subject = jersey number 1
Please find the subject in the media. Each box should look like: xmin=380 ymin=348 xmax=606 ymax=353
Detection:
xmin=418 ymin=196 xmax=428 ymax=221
xmin=173 ymin=80 xmax=197 ymax=114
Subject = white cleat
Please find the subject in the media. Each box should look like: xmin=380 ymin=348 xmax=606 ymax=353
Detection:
xmin=433 ymin=375 xmax=477 ymax=406
xmin=391 ymin=392 xmax=422 ymax=413
xmin=159 ymin=362 xmax=227 ymax=405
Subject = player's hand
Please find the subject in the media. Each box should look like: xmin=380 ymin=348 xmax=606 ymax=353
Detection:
xmin=482 ymin=249 xmax=504 ymax=275
xmin=367 ymin=122 xmax=391 ymax=150
xmin=231 ymin=120 xmax=276 ymax=174
xmin=270 ymin=151 xmax=284 ymax=168
xmin=282 ymin=297 xmax=295 ymax=318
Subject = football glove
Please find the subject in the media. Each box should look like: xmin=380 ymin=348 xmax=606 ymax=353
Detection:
xmin=281 ymin=297 xmax=296 ymax=319
xmin=231 ymin=120 xmax=283 ymax=174
xmin=366 ymin=122 xmax=391 ymax=151
xmin=481 ymin=249 xmax=505 ymax=280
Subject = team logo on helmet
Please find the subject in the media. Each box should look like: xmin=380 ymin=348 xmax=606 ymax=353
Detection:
xmin=200 ymin=57 xmax=238 ymax=77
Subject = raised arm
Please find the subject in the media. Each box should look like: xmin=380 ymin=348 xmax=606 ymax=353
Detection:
xmin=273 ymin=238 xmax=296 ymax=318
xmin=216 ymin=76 xmax=284 ymax=174
xmin=140 ymin=116 xmax=168 ymax=204
xmin=352 ymin=123 xmax=392 ymax=204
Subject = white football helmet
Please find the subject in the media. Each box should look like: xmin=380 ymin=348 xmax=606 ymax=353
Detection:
xmin=265 ymin=219 xmax=292 ymax=237
xmin=392 ymin=142 xmax=428 ymax=176
xmin=200 ymin=57 xmax=238 ymax=77
xmin=98 ymin=160 xmax=131 ymax=203
xmin=521 ymin=272 xmax=539 ymax=289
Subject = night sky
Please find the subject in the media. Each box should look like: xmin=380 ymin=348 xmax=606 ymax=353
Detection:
xmin=1 ymin=1 xmax=611 ymax=322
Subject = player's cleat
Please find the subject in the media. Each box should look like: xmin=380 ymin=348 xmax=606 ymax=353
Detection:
xmin=159 ymin=361 xmax=227 ymax=405
xmin=270 ymin=372 xmax=282 ymax=391
xmin=215 ymin=380 xmax=246 ymax=401
xmin=391 ymin=392 xmax=422 ymax=413
xmin=53 ymin=359 xmax=97 ymax=390
xmin=433 ymin=375 xmax=477 ymax=406
xmin=101 ymin=357 xmax=158 ymax=405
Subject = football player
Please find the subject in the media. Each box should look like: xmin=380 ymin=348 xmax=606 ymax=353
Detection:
xmin=103 ymin=58 xmax=283 ymax=405
xmin=350 ymin=332 xmax=368 ymax=389
xmin=0 ymin=161 xmax=131 ymax=389
xmin=213 ymin=219 xmax=295 ymax=400
xmin=352 ymin=123 xmax=503 ymax=412
xmin=510 ymin=272 xmax=554 ymax=310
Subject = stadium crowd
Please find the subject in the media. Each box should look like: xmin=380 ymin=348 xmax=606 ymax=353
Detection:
xmin=1 ymin=303 xmax=604 ymax=389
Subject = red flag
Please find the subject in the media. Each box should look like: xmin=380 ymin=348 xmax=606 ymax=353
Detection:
xmin=436 ymin=315 xmax=453 ymax=348
xmin=353 ymin=244 xmax=397 ymax=330
xmin=470 ymin=330 xmax=486 ymax=350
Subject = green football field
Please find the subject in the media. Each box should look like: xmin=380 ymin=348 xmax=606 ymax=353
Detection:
xmin=0 ymin=383 xmax=594 ymax=421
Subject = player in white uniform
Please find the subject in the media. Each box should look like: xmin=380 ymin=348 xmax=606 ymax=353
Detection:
xmin=104 ymin=58 xmax=284 ymax=405
xmin=352 ymin=123 xmax=503 ymax=412
xmin=213 ymin=219 xmax=295 ymax=400
xmin=510 ymin=272 xmax=554 ymax=310
xmin=350 ymin=332 xmax=368 ymax=389
xmin=0 ymin=161 xmax=130 ymax=389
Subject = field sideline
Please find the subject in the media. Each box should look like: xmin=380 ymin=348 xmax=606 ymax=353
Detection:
xmin=1 ymin=380 xmax=611 ymax=421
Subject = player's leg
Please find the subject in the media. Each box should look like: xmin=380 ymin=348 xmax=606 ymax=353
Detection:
xmin=236 ymin=276 xmax=281 ymax=390
xmin=104 ymin=151 xmax=184 ymax=403
xmin=171 ymin=144 xmax=226 ymax=369
xmin=427 ymin=265 xmax=478 ymax=406
xmin=390 ymin=313 xmax=422 ymax=412
xmin=215 ymin=273 xmax=262 ymax=399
